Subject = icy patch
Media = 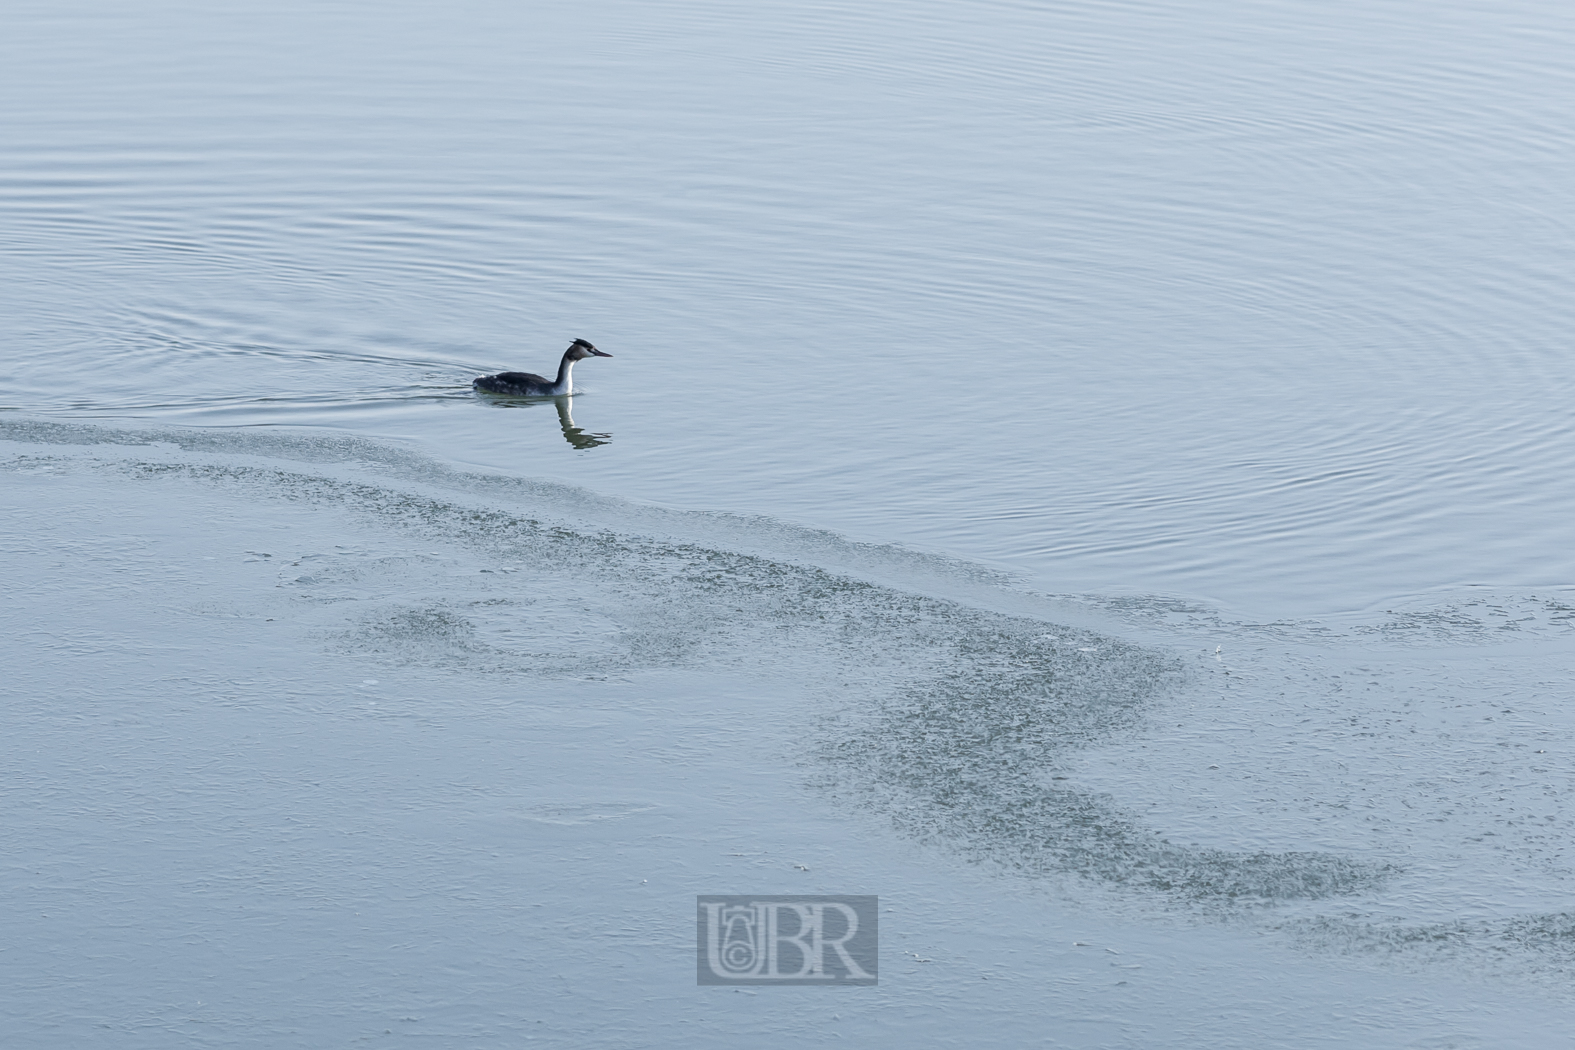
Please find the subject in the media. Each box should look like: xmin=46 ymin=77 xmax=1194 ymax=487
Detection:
xmin=6 ymin=418 xmax=1575 ymax=997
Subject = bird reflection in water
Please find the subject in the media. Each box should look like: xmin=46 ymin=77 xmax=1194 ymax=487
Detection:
xmin=554 ymin=397 xmax=611 ymax=449
xmin=472 ymin=383 xmax=612 ymax=448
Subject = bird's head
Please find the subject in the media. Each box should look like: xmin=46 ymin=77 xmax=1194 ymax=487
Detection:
xmin=567 ymin=338 xmax=612 ymax=360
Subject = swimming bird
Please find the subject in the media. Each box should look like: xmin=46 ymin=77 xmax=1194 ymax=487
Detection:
xmin=473 ymin=338 xmax=612 ymax=397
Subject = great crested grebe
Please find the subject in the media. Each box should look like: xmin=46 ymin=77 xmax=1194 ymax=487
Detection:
xmin=473 ymin=338 xmax=612 ymax=397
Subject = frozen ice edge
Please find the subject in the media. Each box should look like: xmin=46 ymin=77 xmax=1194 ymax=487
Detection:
xmin=4 ymin=418 xmax=1381 ymax=902
xmin=5 ymin=416 xmax=1575 ymax=994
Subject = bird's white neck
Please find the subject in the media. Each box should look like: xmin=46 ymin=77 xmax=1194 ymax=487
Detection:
xmin=550 ymin=355 xmax=576 ymax=395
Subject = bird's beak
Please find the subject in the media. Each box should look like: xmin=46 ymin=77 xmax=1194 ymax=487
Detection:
xmin=590 ymin=347 xmax=613 ymax=357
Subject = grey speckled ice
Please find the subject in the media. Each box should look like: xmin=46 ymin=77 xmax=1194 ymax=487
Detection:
xmin=6 ymin=422 xmax=1575 ymax=1048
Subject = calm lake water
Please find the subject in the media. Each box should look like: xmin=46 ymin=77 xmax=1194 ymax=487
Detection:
xmin=5 ymin=1 xmax=1575 ymax=1046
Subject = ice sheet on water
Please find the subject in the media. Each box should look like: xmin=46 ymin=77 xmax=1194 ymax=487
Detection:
xmin=5 ymin=417 xmax=1575 ymax=993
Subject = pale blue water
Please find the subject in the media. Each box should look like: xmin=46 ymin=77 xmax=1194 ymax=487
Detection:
xmin=6 ymin=0 xmax=1574 ymax=617
xmin=5 ymin=1 xmax=1575 ymax=1046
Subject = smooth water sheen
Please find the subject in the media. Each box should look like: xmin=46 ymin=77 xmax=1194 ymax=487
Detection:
xmin=6 ymin=0 xmax=1574 ymax=616
xmin=4 ymin=1 xmax=1575 ymax=1046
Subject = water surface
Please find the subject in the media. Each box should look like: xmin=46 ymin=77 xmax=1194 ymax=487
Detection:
xmin=6 ymin=0 xmax=1574 ymax=615
xmin=4 ymin=0 xmax=1575 ymax=1045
